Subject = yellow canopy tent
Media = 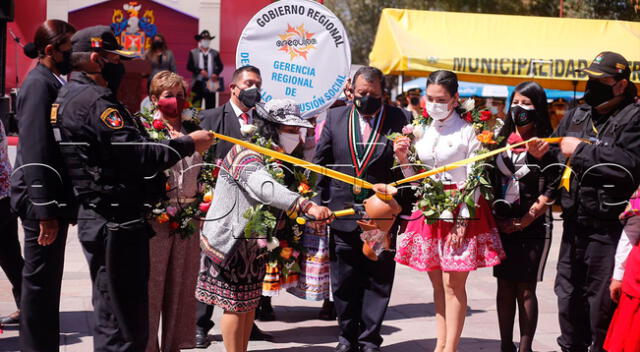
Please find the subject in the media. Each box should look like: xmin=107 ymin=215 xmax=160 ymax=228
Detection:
xmin=369 ymin=9 xmax=640 ymax=91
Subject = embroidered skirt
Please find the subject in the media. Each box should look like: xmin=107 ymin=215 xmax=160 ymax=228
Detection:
xmin=196 ymin=237 xmax=267 ymax=313
xmin=395 ymin=197 xmax=505 ymax=272
xmin=287 ymin=225 xmax=332 ymax=301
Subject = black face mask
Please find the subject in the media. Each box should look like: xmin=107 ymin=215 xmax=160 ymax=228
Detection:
xmin=54 ymin=49 xmax=73 ymax=75
xmin=151 ymin=41 xmax=163 ymax=49
xmin=238 ymin=87 xmax=261 ymax=108
xmin=510 ymin=105 xmax=537 ymax=127
xmin=584 ymin=79 xmax=615 ymax=107
xmin=102 ymin=61 xmax=126 ymax=95
xmin=409 ymin=96 xmax=420 ymax=106
xmin=354 ymin=95 xmax=382 ymax=116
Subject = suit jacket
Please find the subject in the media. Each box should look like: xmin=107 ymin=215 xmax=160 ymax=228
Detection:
xmin=10 ymin=64 xmax=76 ymax=220
xmin=200 ymin=102 xmax=252 ymax=160
xmin=187 ymin=48 xmax=223 ymax=81
xmin=313 ymin=104 xmax=412 ymax=232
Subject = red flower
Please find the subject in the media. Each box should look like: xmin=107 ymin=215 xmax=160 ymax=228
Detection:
xmin=463 ymin=112 xmax=473 ymax=122
xmin=169 ymin=222 xmax=180 ymax=230
xmin=422 ymin=109 xmax=429 ymax=118
xmin=480 ymin=110 xmax=492 ymax=121
xmin=199 ymin=202 xmax=211 ymax=213
xmin=211 ymin=167 xmax=220 ymax=179
xmin=152 ymin=119 xmax=165 ymax=130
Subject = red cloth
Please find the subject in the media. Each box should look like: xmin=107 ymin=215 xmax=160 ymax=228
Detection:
xmin=604 ymin=245 xmax=640 ymax=352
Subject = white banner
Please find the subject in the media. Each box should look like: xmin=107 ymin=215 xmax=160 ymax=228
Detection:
xmin=236 ymin=0 xmax=351 ymax=118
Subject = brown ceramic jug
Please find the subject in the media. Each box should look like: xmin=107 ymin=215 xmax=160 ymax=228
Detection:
xmin=357 ymin=184 xmax=401 ymax=261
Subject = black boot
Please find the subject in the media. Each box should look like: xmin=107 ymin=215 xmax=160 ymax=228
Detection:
xmin=257 ymin=296 xmax=275 ymax=321
xmin=319 ymin=299 xmax=336 ymax=320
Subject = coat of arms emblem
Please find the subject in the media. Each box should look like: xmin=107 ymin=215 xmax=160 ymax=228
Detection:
xmin=111 ymin=1 xmax=157 ymax=55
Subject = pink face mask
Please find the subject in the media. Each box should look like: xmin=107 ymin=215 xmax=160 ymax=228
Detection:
xmin=157 ymin=97 xmax=185 ymax=119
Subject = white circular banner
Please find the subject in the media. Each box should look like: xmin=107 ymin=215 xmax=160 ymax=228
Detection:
xmin=236 ymin=0 xmax=351 ymax=118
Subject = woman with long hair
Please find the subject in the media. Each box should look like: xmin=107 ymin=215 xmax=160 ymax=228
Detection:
xmin=10 ymin=19 xmax=77 ymax=351
xmin=394 ymin=70 xmax=504 ymax=352
xmin=491 ymin=81 xmax=556 ymax=352
xmin=145 ymin=33 xmax=177 ymax=83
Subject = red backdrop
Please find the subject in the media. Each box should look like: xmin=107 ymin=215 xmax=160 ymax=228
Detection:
xmin=68 ymin=0 xmax=198 ymax=81
xmin=5 ymin=0 xmax=47 ymax=91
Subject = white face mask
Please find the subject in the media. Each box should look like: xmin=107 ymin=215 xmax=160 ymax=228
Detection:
xmin=426 ymin=101 xmax=452 ymax=121
xmin=489 ymin=106 xmax=500 ymax=115
xmin=200 ymin=39 xmax=210 ymax=49
xmin=279 ymin=132 xmax=301 ymax=154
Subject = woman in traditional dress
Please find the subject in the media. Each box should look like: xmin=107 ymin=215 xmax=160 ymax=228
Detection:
xmin=196 ymin=99 xmax=333 ymax=352
xmin=490 ymin=81 xmax=556 ymax=352
xmin=144 ymin=70 xmax=203 ymax=352
xmin=393 ymin=70 xmax=504 ymax=352
xmin=255 ymin=110 xmax=323 ymax=321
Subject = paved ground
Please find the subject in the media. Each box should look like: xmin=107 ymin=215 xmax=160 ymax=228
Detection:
xmin=0 ymin=216 xmax=565 ymax=352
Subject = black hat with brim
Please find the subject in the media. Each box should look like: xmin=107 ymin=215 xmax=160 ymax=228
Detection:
xmin=580 ymin=51 xmax=631 ymax=80
xmin=71 ymin=25 xmax=138 ymax=59
xmin=195 ymin=30 xmax=214 ymax=41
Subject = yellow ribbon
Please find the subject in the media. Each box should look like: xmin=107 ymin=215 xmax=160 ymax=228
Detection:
xmin=210 ymin=131 xmax=567 ymax=191
xmin=559 ymin=160 xmax=572 ymax=191
xmin=390 ymin=137 xmax=564 ymax=187
xmin=210 ymin=132 xmax=374 ymax=190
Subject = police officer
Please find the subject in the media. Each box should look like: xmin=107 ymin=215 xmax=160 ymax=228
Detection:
xmin=531 ymin=51 xmax=640 ymax=352
xmin=53 ymin=26 xmax=215 ymax=351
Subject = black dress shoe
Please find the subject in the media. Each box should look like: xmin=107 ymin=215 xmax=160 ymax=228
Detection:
xmin=195 ymin=330 xmax=211 ymax=349
xmin=335 ymin=343 xmax=354 ymax=352
xmin=0 ymin=311 xmax=19 ymax=325
xmin=249 ymin=323 xmax=273 ymax=341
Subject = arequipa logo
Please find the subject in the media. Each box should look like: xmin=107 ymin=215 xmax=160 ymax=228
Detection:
xmin=237 ymin=0 xmax=351 ymax=117
xmin=276 ymin=24 xmax=318 ymax=61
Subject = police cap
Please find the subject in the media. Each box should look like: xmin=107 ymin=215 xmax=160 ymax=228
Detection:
xmin=71 ymin=25 xmax=137 ymax=59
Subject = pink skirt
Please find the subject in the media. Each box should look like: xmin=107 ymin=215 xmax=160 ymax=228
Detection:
xmin=395 ymin=197 xmax=505 ymax=272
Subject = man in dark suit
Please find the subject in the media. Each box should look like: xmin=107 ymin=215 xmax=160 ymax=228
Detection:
xmin=195 ymin=64 xmax=263 ymax=348
xmin=187 ymin=30 xmax=224 ymax=109
xmin=313 ymin=66 xmax=412 ymax=352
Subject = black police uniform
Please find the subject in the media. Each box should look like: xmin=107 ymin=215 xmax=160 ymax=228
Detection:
xmin=10 ymin=63 xmax=77 ymax=352
xmin=53 ymin=70 xmax=195 ymax=351
xmin=549 ymin=97 xmax=640 ymax=352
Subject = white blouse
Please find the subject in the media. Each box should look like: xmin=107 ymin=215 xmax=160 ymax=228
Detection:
xmin=402 ymin=112 xmax=481 ymax=217
xmin=406 ymin=112 xmax=480 ymax=185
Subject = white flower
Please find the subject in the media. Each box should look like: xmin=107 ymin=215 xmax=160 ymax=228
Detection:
xmin=240 ymin=124 xmax=258 ymax=137
xmin=266 ymin=237 xmax=280 ymax=251
xmin=492 ymin=118 xmax=505 ymax=137
xmin=440 ymin=209 xmax=455 ymax=223
xmin=152 ymin=208 xmax=164 ymax=215
xmin=412 ymin=124 xmax=425 ymax=139
xmin=460 ymin=98 xmax=475 ymax=112
xmin=149 ymin=131 xmax=159 ymax=139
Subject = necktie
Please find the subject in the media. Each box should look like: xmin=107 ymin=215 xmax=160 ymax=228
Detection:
xmin=362 ymin=116 xmax=373 ymax=142
xmin=240 ymin=112 xmax=250 ymax=125
xmin=203 ymin=53 xmax=209 ymax=71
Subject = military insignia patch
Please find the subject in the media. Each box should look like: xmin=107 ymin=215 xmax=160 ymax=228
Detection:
xmin=100 ymin=108 xmax=124 ymax=129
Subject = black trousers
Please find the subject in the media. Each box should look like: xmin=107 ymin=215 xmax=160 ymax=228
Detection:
xmin=19 ymin=206 xmax=69 ymax=352
xmin=78 ymin=206 xmax=150 ymax=352
xmin=554 ymin=219 xmax=620 ymax=352
xmin=195 ymin=301 xmax=215 ymax=333
xmin=330 ymin=228 xmax=395 ymax=350
xmin=0 ymin=197 xmax=23 ymax=309
xmin=192 ymin=82 xmax=216 ymax=109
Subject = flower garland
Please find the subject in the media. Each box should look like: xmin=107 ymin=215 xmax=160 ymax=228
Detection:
xmin=389 ymin=98 xmax=504 ymax=224
xmin=241 ymin=129 xmax=316 ymax=279
xmin=138 ymin=105 xmax=217 ymax=238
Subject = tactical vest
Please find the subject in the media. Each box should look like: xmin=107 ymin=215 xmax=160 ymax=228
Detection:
xmin=51 ymin=84 xmax=167 ymax=214
xmin=560 ymin=102 xmax=640 ymax=222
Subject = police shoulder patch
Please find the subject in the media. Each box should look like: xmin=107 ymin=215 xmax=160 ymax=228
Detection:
xmin=100 ymin=108 xmax=124 ymax=129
